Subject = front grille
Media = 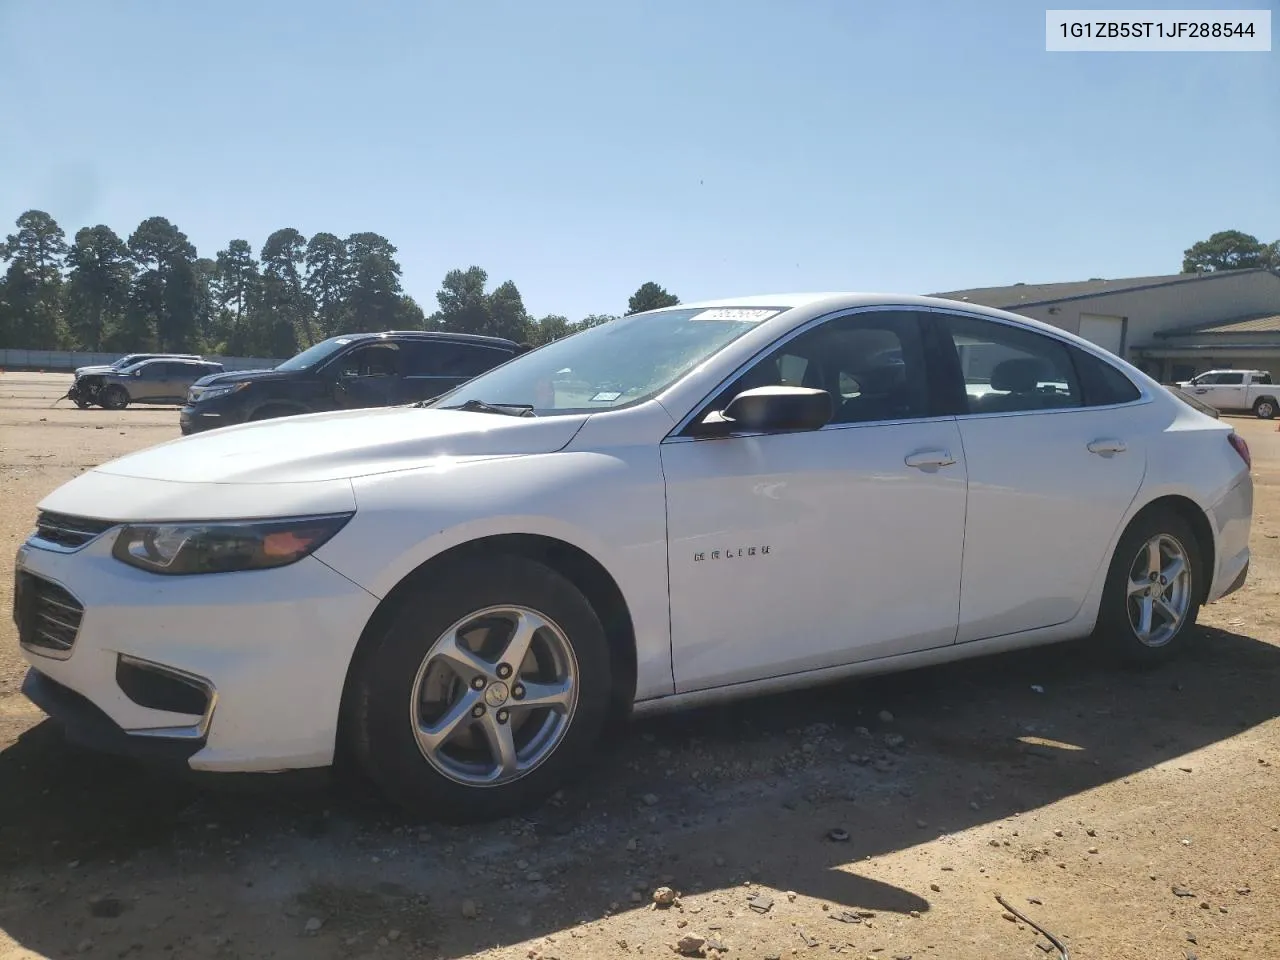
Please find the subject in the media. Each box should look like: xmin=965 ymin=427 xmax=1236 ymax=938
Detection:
xmin=33 ymin=511 xmax=117 ymax=550
xmin=15 ymin=572 xmax=84 ymax=657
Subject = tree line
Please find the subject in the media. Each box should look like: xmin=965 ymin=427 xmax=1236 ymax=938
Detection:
xmin=5 ymin=208 xmax=1271 ymax=358
xmin=0 ymin=210 xmax=681 ymax=357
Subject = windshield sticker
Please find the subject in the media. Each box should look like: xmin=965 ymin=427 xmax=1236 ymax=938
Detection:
xmin=589 ymin=391 xmax=623 ymax=403
xmin=692 ymin=308 xmax=779 ymax=323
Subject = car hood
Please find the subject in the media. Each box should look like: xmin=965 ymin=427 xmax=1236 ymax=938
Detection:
xmin=87 ymin=406 xmax=592 ymax=484
xmin=74 ymin=365 xmax=115 ymax=377
xmin=192 ymin=367 xmax=290 ymax=387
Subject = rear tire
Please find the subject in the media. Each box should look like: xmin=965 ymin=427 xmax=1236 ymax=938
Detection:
xmin=1254 ymin=397 xmax=1277 ymax=420
xmin=345 ymin=555 xmax=613 ymax=823
xmin=101 ymin=385 xmax=129 ymax=410
xmin=1093 ymin=508 xmax=1202 ymax=666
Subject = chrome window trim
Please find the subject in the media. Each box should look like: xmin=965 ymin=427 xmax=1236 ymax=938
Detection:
xmin=661 ymin=303 xmax=1154 ymax=442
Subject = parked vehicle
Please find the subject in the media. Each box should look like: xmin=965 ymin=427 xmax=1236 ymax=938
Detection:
xmin=66 ymin=354 xmax=203 ymax=408
xmin=1175 ymin=369 xmax=1277 ymax=419
xmin=17 ymin=294 xmax=1253 ymax=822
xmin=70 ymin=358 xmax=225 ymax=410
xmin=179 ymin=331 xmax=524 ymax=434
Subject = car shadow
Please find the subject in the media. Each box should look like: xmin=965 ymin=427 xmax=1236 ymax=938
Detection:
xmin=1 ymin=625 xmax=1277 ymax=958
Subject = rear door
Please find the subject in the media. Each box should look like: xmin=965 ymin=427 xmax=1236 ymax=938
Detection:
xmin=130 ymin=362 xmax=170 ymax=401
xmin=927 ymin=310 xmax=1149 ymax=642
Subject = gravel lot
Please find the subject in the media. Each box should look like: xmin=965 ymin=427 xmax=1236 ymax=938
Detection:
xmin=1 ymin=371 xmax=1277 ymax=960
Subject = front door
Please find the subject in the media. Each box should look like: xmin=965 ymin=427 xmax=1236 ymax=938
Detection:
xmin=929 ymin=311 xmax=1149 ymax=642
xmin=1191 ymin=372 xmax=1247 ymax=411
xmin=328 ymin=343 xmax=402 ymax=410
xmin=661 ymin=309 xmax=968 ymax=693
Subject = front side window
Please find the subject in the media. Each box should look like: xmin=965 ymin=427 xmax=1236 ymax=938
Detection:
xmin=700 ymin=310 xmax=932 ymax=426
xmin=336 ymin=344 xmax=399 ymax=378
xmin=1216 ymin=372 xmax=1246 ymax=385
xmin=430 ymin=306 xmax=780 ymax=415
xmin=939 ymin=314 xmax=1081 ymax=414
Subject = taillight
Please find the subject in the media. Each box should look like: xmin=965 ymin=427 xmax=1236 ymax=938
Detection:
xmin=1228 ymin=432 xmax=1251 ymax=469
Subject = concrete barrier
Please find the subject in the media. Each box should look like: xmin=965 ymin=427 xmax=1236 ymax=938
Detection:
xmin=0 ymin=349 xmax=283 ymax=373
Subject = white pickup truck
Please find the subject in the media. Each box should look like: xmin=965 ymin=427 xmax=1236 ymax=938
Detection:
xmin=1175 ymin=369 xmax=1277 ymax=419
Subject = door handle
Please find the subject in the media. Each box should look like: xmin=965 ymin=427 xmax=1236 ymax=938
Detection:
xmin=1087 ymin=438 xmax=1127 ymax=455
xmin=904 ymin=449 xmax=957 ymax=469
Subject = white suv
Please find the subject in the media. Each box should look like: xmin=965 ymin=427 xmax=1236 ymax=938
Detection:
xmin=15 ymin=294 xmax=1253 ymax=822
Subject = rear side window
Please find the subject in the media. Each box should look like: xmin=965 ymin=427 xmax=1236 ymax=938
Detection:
xmin=404 ymin=342 xmax=510 ymax=378
xmin=1069 ymin=347 xmax=1141 ymax=406
xmin=1256 ymin=372 xmax=1273 ymax=385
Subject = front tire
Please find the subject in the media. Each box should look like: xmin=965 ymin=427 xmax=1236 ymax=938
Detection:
xmin=101 ymin=385 xmax=130 ymax=410
xmin=1093 ymin=508 xmax=1202 ymax=666
xmin=1254 ymin=397 xmax=1277 ymax=420
xmin=346 ymin=556 xmax=613 ymax=822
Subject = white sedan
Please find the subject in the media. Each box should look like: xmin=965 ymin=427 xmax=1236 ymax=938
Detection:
xmin=14 ymin=294 xmax=1254 ymax=821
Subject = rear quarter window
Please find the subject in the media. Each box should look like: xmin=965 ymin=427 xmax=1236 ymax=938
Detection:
xmin=1070 ymin=347 xmax=1141 ymax=406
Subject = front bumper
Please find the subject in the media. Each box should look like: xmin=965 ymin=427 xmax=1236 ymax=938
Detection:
xmin=179 ymin=404 xmax=241 ymax=435
xmin=14 ymin=533 xmax=380 ymax=772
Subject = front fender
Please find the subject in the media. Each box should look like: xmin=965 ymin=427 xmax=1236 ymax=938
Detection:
xmin=316 ymin=450 xmax=674 ymax=700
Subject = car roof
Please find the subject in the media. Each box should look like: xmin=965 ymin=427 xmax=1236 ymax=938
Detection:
xmin=655 ymin=292 xmax=1099 ymax=341
xmin=336 ymin=331 xmax=520 ymax=348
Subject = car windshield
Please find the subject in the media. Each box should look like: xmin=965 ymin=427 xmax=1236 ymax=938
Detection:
xmin=274 ymin=336 xmax=357 ymax=372
xmin=111 ymin=354 xmax=146 ymax=369
xmin=430 ymin=306 xmax=784 ymax=414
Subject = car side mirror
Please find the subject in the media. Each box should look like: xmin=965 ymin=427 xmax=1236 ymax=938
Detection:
xmin=132 ymin=370 xmax=142 ymax=377
xmin=697 ymin=386 xmax=833 ymax=436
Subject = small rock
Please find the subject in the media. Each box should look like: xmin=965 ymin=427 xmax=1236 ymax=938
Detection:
xmin=988 ymin=839 xmax=1001 ymax=847
xmin=1172 ymin=886 xmax=1196 ymax=897
xmin=1219 ymin=906 xmax=1228 ymax=914
xmin=461 ymin=899 xmax=478 ymax=919
xmin=746 ymin=894 xmax=773 ymax=914
xmin=1199 ymin=901 xmax=1210 ymax=910
xmin=1087 ymin=847 xmax=1099 ymax=855
xmin=642 ymin=793 xmax=660 ymax=807
xmin=1002 ymin=912 xmax=1017 ymax=922
xmin=1086 ymin=828 xmax=1097 ymax=837
xmin=929 ymin=883 xmax=940 ymax=892
xmin=675 ymin=934 xmax=706 ymax=956
xmin=653 ymin=886 xmax=679 ymax=907
xmin=1030 ymin=684 xmax=1045 ymax=693
xmin=786 ymin=891 xmax=797 ymax=902
xmin=827 ymin=828 xmax=850 ymax=842
xmin=1036 ymin=942 xmax=1056 ymax=954
xmin=915 ymin=819 xmax=927 ymax=829
xmin=526 ymin=871 xmax=543 ymax=882
xmin=77 ymin=939 xmax=94 ymax=953
xmin=1053 ymin=830 xmax=1063 ymax=837
xmin=885 ymin=734 xmax=905 ymax=749
xmin=877 ymin=710 xmax=894 ymax=723
xmin=1236 ymin=887 xmax=1251 ymax=895
xmin=304 ymin=917 xmax=324 ymax=934
xmin=626 ymin=838 xmax=639 ymax=852
xmin=388 ymin=930 xmax=401 ymax=941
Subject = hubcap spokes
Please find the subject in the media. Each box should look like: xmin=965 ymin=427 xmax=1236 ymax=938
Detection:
xmin=411 ymin=606 xmax=578 ymax=786
xmin=1126 ymin=534 xmax=1192 ymax=648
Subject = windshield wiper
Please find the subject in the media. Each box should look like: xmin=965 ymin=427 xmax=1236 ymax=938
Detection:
xmin=436 ymin=398 xmax=536 ymax=417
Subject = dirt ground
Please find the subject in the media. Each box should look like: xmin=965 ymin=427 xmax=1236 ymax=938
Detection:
xmin=1 ymin=371 xmax=1277 ymax=960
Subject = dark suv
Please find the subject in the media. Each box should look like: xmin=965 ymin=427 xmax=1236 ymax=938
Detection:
xmin=179 ymin=331 xmax=524 ymax=435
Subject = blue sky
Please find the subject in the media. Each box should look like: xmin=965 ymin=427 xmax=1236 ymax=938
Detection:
xmin=1 ymin=0 xmax=1276 ymax=321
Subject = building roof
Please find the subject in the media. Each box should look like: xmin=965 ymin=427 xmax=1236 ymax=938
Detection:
xmin=931 ymin=268 xmax=1275 ymax=309
xmin=1154 ymin=312 xmax=1280 ymax=339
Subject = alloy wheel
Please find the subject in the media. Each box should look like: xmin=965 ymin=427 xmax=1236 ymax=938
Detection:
xmin=409 ymin=605 xmax=578 ymax=787
xmin=1126 ymin=534 xmax=1192 ymax=648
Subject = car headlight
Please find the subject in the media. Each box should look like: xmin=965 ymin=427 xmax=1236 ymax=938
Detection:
xmin=112 ymin=513 xmax=354 ymax=575
xmin=193 ymin=383 xmax=249 ymax=402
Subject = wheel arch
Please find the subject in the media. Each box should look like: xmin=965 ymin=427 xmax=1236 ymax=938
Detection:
xmin=336 ymin=532 xmax=639 ymax=757
xmin=1117 ymin=494 xmax=1216 ymax=604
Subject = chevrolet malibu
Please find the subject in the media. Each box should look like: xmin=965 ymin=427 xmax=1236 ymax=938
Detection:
xmin=14 ymin=294 xmax=1253 ymax=822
